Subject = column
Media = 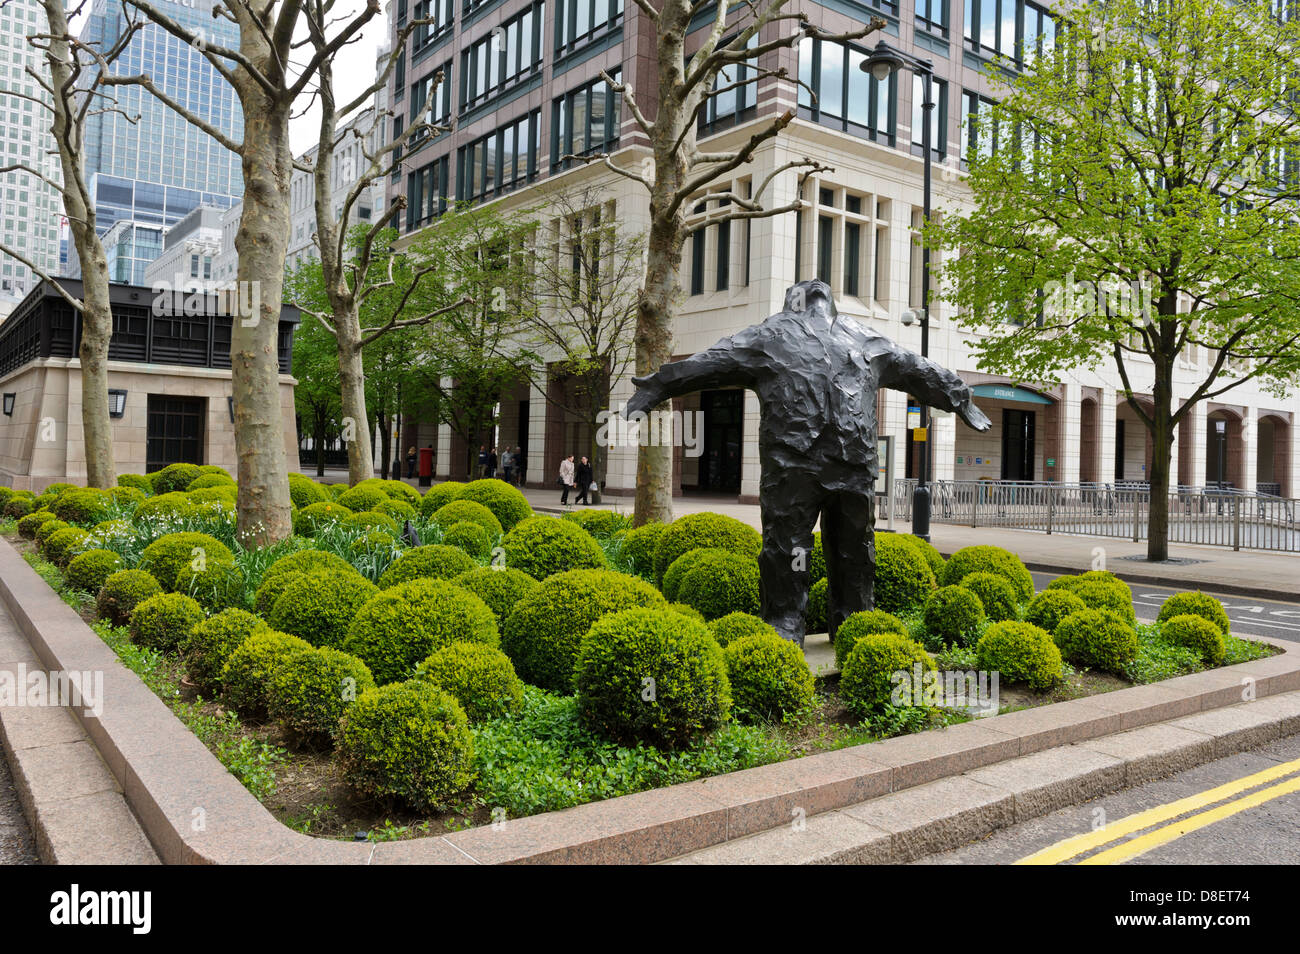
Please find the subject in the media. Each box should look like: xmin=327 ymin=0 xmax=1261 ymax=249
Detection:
xmin=604 ymin=372 xmax=637 ymax=497
xmin=1098 ymin=388 xmax=1117 ymax=485
xmin=739 ymin=389 xmax=762 ymax=503
xmin=931 ymin=410 xmax=957 ymax=481
xmin=1242 ymin=405 xmax=1259 ymax=494
xmin=528 ymin=380 xmax=547 ymax=489
xmin=1185 ymin=402 xmax=1207 ymax=488
xmin=435 ymin=422 xmax=452 ymax=480
xmin=1061 ymin=383 xmax=1082 ymax=484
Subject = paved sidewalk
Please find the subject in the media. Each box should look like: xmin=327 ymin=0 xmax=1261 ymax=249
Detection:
xmin=0 ymin=753 xmax=36 ymax=865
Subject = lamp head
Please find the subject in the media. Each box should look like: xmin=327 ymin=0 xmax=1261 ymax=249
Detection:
xmin=862 ymin=41 xmax=905 ymax=82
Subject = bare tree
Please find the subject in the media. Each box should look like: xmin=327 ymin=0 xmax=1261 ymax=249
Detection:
xmin=115 ymin=0 xmax=384 ymax=544
xmin=578 ymin=3 xmax=885 ymax=524
xmin=0 ymin=0 xmax=144 ymax=488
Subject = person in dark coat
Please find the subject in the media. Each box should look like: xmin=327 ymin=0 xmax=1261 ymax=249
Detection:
xmin=575 ymin=456 xmax=594 ymax=505
xmin=487 ymin=447 xmax=498 ymax=479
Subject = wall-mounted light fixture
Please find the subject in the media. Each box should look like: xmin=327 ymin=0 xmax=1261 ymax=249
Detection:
xmin=2 ymin=393 xmax=14 ymax=416
xmin=227 ymin=396 xmax=235 ymax=423
xmin=108 ymin=389 xmax=128 ymax=418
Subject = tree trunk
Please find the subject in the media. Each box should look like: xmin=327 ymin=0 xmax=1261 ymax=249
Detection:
xmin=231 ymin=102 xmax=294 ymax=544
xmin=377 ymin=413 xmax=391 ymax=480
xmin=314 ymin=408 xmax=326 ymax=477
xmin=1146 ymin=367 xmax=1175 ymax=562
xmin=337 ymin=327 xmax=374 ymax=486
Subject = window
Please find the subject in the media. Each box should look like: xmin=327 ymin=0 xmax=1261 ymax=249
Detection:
xmin=551 ymin=70 xmax=621 ymax=170
xmin=411 ymin=62 xmax=453 ymax=134
xmin=460 ymin=3 xmax=544 ymax=110
xmin=817 ymin=216 xmax=833 ymax=283
xmin=964 ymin=0 xmax=1055 ymax=66
xmin=845 ymin=219 xmax=862 ymax=296
xmin=690 ymin=207 xmax=706 ymax=296
xmin=911 ymin=74 xmax=947 ymax=157
xmin=395 ymin=49 xmax=406 ymax=100
xmin=407 ymin=156 xmax=449 ymax=230
xmin=797 ymin=36 xmax=895 ymax=143
xmin=716 ymin=206 xmax=730 ymax=291
xmin=390 ymin=116 xmax=405 ymax=179
xmin=556 ymin=0 xmax=623 ymax=56
xmin=456 ymin=109 xmax=540 ymax=204
xmin=915 ymin=0 xmax=947 ymax=36
xmin=698 ymin=32 xmax=758 ymax=135
xmin=412 ymin=0 xmax=454 ymax=51
xmin=962 ymin=90 xmax=998 ymax=161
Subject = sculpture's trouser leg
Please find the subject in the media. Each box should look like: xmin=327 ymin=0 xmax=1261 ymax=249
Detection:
xmin=822 ymin=489 xmax=876 ymax=646
xmin=758 ymin=465 xmax=824 ymax=645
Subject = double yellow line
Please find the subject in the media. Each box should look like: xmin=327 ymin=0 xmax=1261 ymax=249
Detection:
xmin=1017 ymin=755 xmax=1300 ymax=865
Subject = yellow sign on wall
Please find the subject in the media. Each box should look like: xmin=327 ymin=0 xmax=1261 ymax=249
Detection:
xmin=913 ymin=428 xmax=928 ymax=442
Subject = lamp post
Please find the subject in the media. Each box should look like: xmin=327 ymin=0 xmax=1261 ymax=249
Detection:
xmin=861 ymin=40 xmax=936 ymax=541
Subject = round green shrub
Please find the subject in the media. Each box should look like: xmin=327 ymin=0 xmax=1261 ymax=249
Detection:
xmin=342 ymin=510 xmax=400 ymax=535
xmin=287 ymin=474 xmax=330 ymax=509
xmin=708 ymin=612 xmax=778 ymax=648
xmin=419 ymin=481 xmax=464 ymax=518
xmin=187 ymin=473 xmax=236 ymax=491
xmin=34 ymin=517 xmax=70 ymax=545
xmin=667 ymin=602 xmax=707 ymax=623
xmin=377 ymin=544 xmax=476 ymax=588
xmin=575 ymin=607 xmax=731 ymax=748
xmin=343 ymin=578 xmax=498 ymax=684
xmin=181 ymin=608 xmax=269 ymax=691
xmin=457 ymin=478 xmax=532 ymax=531
xmin=976 ymin=621 xmax=1063 ymax=689
xmin=292 ymin=501 xmax=353 ymax=535
xmin=350 ymin=530 xmax=397 ymax=556
xmin=373 ymin=498 xmax=417 ymax=523
xmin=563 ymin=509 xmax=632 ymax=540
xmin=337 ymin=680 xmax=476 ymax=810
xmin=268 ymin=571 xmax=378 ymax=648
xmin=186 ymin=488 xmax=237 ymax=512
xmin=430 ymin=499 xmax=503 ymax=538
xmin=652 ymin=512 xmax=762 ymax=584
xmin=1161 ymin=613 xmax=1226 ymax=666
xmin=0 ymin=487 xmax=11 ymax=509
xmin=266 ymin=646 xmax=376 ymax=742
xmin=116 ymin=474 xmax=153 ymax=494
xmin=254 ymin=549 xmax=355 ymax=612
xmin=501 ymin=568 xmax=666 ymax=692
xmin=957 ymin=572 xmax=1019 ymax=623
xmin=129 ymin=592 xmax=204 ymax=651
xmin=441 ymin=520 xmax=491 ymax=559
xmin=90 ymin=518 xmax=133 ymax=539
xmin=1157 ymin=591 xmax=1231 ymax=635
xmin=65 ymin=549 xmax=125 ymax=594
xmin=326 ymin=483 xmax=348 ymax=499
xmin=805 ymin=577 xmax=829 ymax=633
xmin=662 ymin=547 xmax=726 ymax=602
xmin=676 ymin=550 xmax=761 ymax=620
xmin=175 ymin=558 xmax=245 ymax=613
xmin=43 ymin=527 xmax=89 ymax=567
xmin=414 ymin=642 xmax=524 ymax=723
xmin=96 ymin=569 xmax=163 ymax=625
xmin=873 ymin=534 xmax=937 ymax=615
xmin=724 ymin=631 xmax=814 ymax=722
xmin=1054 ymin=607 xmax=1138 ymax=673
xmin=151 ymin=463 xmax=202 ymax=495
xmin=132 ymin=492 xmax=195 ymax=523
xmin=1047 ymin=571 xmax=1135 ymax=623
xmin=905 ymin=535 xmax=945 ymax=578
xmin=138 ymin=532 xmax=234 ymax=591
xmin=362 ymin=478 xmax=421 ymax=505
xmin=500 ymin=515 xmax=607 ymax=580
xmin=335 ymin=485 xmax=388 ymax=512
xmin=16 ymin=510 xmax=56 ymax=539
xmin=619 ymin=521 xmax=667 ymax=577
xmin=196 ymin=465 xmax=232 ymax=479
xmin=922 ymin=586 xmax=986 ymax=648
xmin=840 ymin=632 xmax=935 ymax=716
xmin=108 ymin=486 xmax=146 ymax=509
xmin=940 ymin=545 xmax=1035 ymax=603
xmin=835 ymin=609 xmax=909 ymax=668
xmin=221 ymin=630 xmax=314 ymax=713
xmin=1024 ymin=589 xmax=1088 ymax=634
xmin=50 ymin=488 xmax=113 ymax=526
xmin=4 ymin=496 xmax=33 ymax=519
xmin=451 ymin=566 xmax=538 ymax=628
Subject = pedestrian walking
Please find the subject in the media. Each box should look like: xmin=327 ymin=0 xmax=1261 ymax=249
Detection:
xmin=558 ymin=454 xmax=575 ymax=506
xmin=487 ymin=446 xmax=498 ymax=479
xmin=575 ymin=455 xmax=594 ymax=506
xmin=501 ymin=447 xmax=514 ymax=485
xmin=514 ymin=446 xmax=526 ymax=486
xmin=477 ymin=445 xmax=488 ymax=478
xmin=405 ymin=446 xmax=417 ymax=479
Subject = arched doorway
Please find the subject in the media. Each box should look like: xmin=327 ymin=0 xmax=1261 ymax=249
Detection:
xmin=1080 ymin=396 xmax=1099 ymax=483
xmin=1205 ymin=409 xmax=1244 ymax=489
xmin=1257 ymin=414 xmax=1291 ymax=496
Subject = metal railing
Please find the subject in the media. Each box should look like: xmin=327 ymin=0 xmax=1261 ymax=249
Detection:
xmin=889 ymin=479 xmax=1300 ymax=552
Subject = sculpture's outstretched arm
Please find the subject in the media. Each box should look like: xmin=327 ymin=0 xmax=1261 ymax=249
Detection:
xmin=879 ymin=347 xmax=992 ymax=432
xmin=626 ymin=330 xmax=762 ymax=416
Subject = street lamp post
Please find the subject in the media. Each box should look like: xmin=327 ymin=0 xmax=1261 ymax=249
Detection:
xmin=861 ymin=41 xmax=936 ymax=541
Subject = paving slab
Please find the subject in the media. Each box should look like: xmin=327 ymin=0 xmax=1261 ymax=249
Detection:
xmin=841 ymin=775 xmax=1015 ymax=862
xmin=966 ymin=745 xmax=1126 ymax=821
xmin=668 ymin=810 xmax=892 ymax=865
xmin=1078 ymin=722 xmax=1217 ymax=785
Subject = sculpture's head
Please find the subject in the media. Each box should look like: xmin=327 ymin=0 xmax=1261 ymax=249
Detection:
xmin=783 ymin=279 xmax=838 ymax=323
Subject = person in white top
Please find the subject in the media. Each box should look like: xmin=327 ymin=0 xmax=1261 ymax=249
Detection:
xmin=558 ymin=455 xmax=575 ymax=506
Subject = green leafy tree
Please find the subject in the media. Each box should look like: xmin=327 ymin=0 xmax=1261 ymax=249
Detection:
xmin=289 ymin=293 xmax=343 ymax=477
xmin=939 ymin=0 xmax=1300 ymax=560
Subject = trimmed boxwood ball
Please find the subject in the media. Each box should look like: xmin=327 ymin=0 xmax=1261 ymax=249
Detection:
xmin=335 ymin=484 xmax=388 ymax=512
xmin=343 ymin=578 xmax=498 ymax=684
xmin=940 ymin=545 xmax=1035 ymax=604
xmin=1024 ymin=589 xmax=1088 ymax=634
xmin=138 ymin=532 xmax=235 ymax=591
xmin=873 ymin=533 xmax=937 ymax=615
xmin=373 ymin=498 xmax=417 ymax=522
xmin=501 ymin=568 xmax=666 ymax=692
xmin=1052 ymin=608 xmax=1138 ymax=674
xmin=724 ymin=631 xmax=814 ymax=722
xmin=377 ymin=544 xmax=476 ymax=588
xmin=360 ymin=478 xmax=421 ymax=505
xmin=976 ymin=621 xmax=1063 ymax=690
xmin=342 ymin=510 xmax=400 ymax=535
xmin=835 ymin=609 xmax=909 ymax=668
xmin=957 ymin=572 xmax=1019 ymax=623
xmin=430 ymin=499 xmax=503 ymax=538
xmin=805 ymin=577 xmax=829 ymax=633
xmin=96 ymin=569 xmax=163 ymax=625
xmin=676 ymin=550 xmax=761 ymax=620
xmin=415 ymin=642 xmax=524 ymax=723
xmin=922 ymin=586 xmax=986 ymax=648
xmin=108 ymin=486 xmax=146 ymax=508
xmin=221 ymin=630 xmax=314 ymax=713
xmin=1047 ymin=570 xmax=1135 ymax=622
xmin=1162 ymin=613 xmax=1226 ymax=666
xmin=452 ymin=566 xmax=537 ymax=628
xmin=619 ymin=521 xmax=667 ymax=577
xmin=841 ymin=632 xmax=935 ymax=716
xmin=337 ymin=680 xmax=476 ymax=810
xmin=419 ymin=481 xmax=464 ymax=518
xmin=350 ymin=530 xmax=397 ymax=555
xmin=151 ymin=462 xmax=203 ymax=495
xmin=129 ymin=592 xmax=204 ymax=651
xmin=65 ymin=549 xmax=125 ymax=595
xmin=187 ymin=473 xmax=236 ymax=491
xmin=708 ymin=612 xmax=778 ymax=647
xmin=254 ymin=549 xmax=356 ymax=613
xmin=133 ymin=492 xmax=195 ymax=523
xmin=652 ymin=512 xmax=762 ymax=584
xmin=0 ymin=487 xmax=11 ymax=509
xmin=175 ymin=558 xmax=245 ymax=613
xmin=293 ymin=501 xmax=353 ymax=535
xmin=667 ymin=602 xmax=707 ymax=622
xmin=116 ymin=473 xmax=153 ymax=493
xmin=575 ymin=607 xmax=732 ymax=748
xmin=457 ymin=478 xmax=532 ymax=531
xmin=16 ymin=510 xmax=56 ymax=539
xmin=43 ymin=527 xmax=90 ymax=567
xmin=326 ymin=483 xmax=348 ymax=499
xmin=3 ymin=495 xmax=34 ymax=519
xmin=1157 ymin=591 xmax=1231 ymax=635
xmin=563 ymin=509 xmax=632 ymax=540
xmin=34 ymin=517 xmax=70 ymax=545
xmin=905 ymin=535 xmax=945 ymax=578
xmin=50 ymin=488 xmax=113 ymax=526
xmin=662 ymin=547 xmax=726 ymax=601
xmin=181 ymin=608 xmax=269 ymax=691
xmin=268 ymin=570 xmax=378 ymax=648
xmin=266 ymin=646 xmax=377 ymax=743
xmin=500 ymin=515 xmax=607 ymax=579
xmin=441 ymin=520 xmax=492 ymax=559
xmin=196 ymin=465 xmax=231 ymax=479
xmin=287 ymin=473 xmax=330 ymax=509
